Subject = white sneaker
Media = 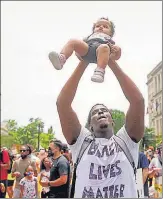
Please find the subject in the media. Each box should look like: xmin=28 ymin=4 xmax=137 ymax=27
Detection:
xmin=91 ymin=68 xmax=105 ymax=83
xmin=48 ymin=52 xmax=66 ymax=70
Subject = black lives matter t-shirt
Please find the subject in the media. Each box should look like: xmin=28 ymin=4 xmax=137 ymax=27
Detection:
xmin=49 ymin=155 xmax=70 ymax=197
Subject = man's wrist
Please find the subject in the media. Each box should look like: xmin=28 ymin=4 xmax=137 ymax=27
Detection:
xmin=48 ymin=181 xmax=51 ymax=187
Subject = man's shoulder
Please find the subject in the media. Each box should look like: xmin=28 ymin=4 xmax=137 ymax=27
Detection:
xmin=59 ymin=155 xmax=69 ymax=163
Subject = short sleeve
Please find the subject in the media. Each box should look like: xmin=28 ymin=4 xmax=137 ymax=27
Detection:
xmin=69 ymin=127 xmax=91 ymax=163
xmin=149 ymin=158 xmax=156 ymax=169
xmin=58 ymin=158 xmax=69 ymax=176
xmin=19 ymin=178 xmax=25 ymax=186
xmin=3 ymin=150 xmax=10 ymax=163
xmin=141 ymin=153 xmax=149 ymax=168
xmin=116 ymin=125 xmax=139 ymax=166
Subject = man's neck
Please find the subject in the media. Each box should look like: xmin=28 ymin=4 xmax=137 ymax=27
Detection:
xmin=53 ymin=152 xmax=62 ymax=160
xmin=94 ymin=129 xmax=114 ymax=139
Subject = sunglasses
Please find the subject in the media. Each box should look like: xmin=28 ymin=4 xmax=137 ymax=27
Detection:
xmin=20 ymin=150 xmax=27 ymax=152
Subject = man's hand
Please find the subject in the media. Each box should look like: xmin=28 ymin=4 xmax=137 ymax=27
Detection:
xmin=109 ymin=44 xmax=121 ymax=60
xmin=13 ymin=171 xmax=21 ymax=178
xmin=40 ymin=181 xmax=49 ymax=187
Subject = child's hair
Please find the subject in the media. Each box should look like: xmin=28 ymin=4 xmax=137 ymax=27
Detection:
xmin=40 ymin=157 xmax=50 ymax=171
xmin=92 ymin=17 xmax=115 ymax=37
xmin=24 ymin=165 xmax=33 ymax=177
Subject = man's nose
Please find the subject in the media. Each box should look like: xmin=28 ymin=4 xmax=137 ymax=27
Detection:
xmin=98 ymin=109 xmax=104 ymax=114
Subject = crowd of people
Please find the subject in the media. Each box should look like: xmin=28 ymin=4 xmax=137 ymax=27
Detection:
xmin=0 ymin=140 xmax=73 ymax=198
xmin=1 ymin=17 xmax=162 ymax=198
xmin=0 ymin=141 xmax=162 ymax=198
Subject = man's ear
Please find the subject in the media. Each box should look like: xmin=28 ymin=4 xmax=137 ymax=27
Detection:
xmin=112 ymin=121 xmax=115 ymax=127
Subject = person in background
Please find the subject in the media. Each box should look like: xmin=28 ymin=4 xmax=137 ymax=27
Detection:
xmin=146 ymin=146 xmax=155 ymax=187
xmin=137 ymin=152 xmax=149 ymax=198
xmin=11 ymin=145 xmax=37 ymax=198
xmin=20 ymin=165 xmax=38 ymax=198
xmin=38 ymin=149 xmax=47 ymax=161
xmin=148 ymin=143 xmax=162 ymax=198
xmin=39 ymin=157 xmax=52 ymax=198
xmin=40 ymin=139 xmax=70 ymax=198
xmin=0 ymin=148 xmax=10 ymax=198
xmin=7 ymin=153 xmax=16 ymax=198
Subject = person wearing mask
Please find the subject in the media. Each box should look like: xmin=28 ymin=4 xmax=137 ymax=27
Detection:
xmin=11 ymin=145 xmax=37 ymax=198
xmin=40 ymin=140 xmax=70 ymax=198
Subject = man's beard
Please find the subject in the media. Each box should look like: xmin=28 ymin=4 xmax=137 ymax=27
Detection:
xmin=21 ymin=155 xmax=28 ymax=159
xmin=99 ymin=123 xmax=108 ymax=129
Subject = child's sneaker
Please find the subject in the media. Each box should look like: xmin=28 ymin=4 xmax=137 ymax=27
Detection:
xmin=91 ymin=67 xmax=105 ymax=83
xmin=48 ymin=52 xmax=66 ymax=70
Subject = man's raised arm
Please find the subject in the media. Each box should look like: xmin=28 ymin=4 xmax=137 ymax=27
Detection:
xmin=56 ymin=61 xmax=88 ymax=145
xmin=108 ymin=59 xmax=145 ymax=142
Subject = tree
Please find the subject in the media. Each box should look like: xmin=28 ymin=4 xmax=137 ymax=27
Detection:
xmin=111 ymin=109 xmax=125 ymax=134
xmin=140 ymin=127 xmax=156 ymax=151
xmin=5 ymin=118 xmax=55 ymax=150
xmin=40 ymin=126 xmax=55 ymax=149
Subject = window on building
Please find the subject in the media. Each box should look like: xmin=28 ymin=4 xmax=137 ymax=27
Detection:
xmin=155 ymin=76 xmax=157 ymax=94
xmin=160 ymin=118 xmax=162 ymax=134
xmin=158 ymin=74 xmax=161 ymax=92
xmin=156 ymin=120 xmax=159 ymax=135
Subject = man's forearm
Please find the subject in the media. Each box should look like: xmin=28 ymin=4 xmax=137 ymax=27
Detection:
xmin=56 ymin=61 xmax=88 ymax=107
xmin=49 ymin=178 xmax=66 ymax=187
xmin=108 ymin=60 xmax=144 ymax=103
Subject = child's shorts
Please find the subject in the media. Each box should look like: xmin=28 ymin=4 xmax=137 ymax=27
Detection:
xmin=81 ymin=41 xmax=101 ymax=63
xmin=81 ymin=41 xmax=111 ymax=63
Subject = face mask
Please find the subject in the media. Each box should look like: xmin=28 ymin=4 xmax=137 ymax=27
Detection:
xmin=48 ymin=149 xmax=54 ymax=157
xmin=26 ymin=172 xmax=34 ymax=176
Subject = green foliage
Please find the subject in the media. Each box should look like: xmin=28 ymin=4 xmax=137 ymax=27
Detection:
xmin=140 ymin=127 xmax=162 ymax=151
xmin=111 ymin=109 xmax=125 ymax=134
xmin=1 ymin=135 xmax=15 ymax=149
xmin=4 ymin=118 xmax=55 ymax=150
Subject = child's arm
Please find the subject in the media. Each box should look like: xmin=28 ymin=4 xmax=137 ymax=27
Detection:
xmin=20 ymin=185 xmax=24 ymax=198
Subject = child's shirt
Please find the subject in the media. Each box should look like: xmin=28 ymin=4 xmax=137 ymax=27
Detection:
xmin=20 ymin=176 xmax=37 ymax=198
xmin=85 ymin=32 xmax=115 ymax=45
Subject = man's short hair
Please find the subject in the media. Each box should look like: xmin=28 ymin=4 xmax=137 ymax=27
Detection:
xmin=50 ymin=139 xmax=63 ymax=151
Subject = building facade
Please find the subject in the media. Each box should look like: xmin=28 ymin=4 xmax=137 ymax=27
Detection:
xmin=147 ymin=61 xmax=162 ymax=135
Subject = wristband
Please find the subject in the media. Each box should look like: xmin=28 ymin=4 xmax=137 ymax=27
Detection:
xmin=48 ymin=181 xmax=51 ymax=187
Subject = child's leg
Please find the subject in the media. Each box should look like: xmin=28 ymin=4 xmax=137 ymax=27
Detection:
xmin=49 ymin=39 xmax=88 ymax=70
xmin=91 ymin=44 xmax=110 ymax=83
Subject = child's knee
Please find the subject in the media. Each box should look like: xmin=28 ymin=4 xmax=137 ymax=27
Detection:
xmin=97 ymin=44 xmax=110 ymax=53
xmin=68 ymin=39 xmax=80 ymax=46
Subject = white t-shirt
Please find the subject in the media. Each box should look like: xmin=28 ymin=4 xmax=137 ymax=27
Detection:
xmin=70 ymin=126 xmax=139 ymax=198
xmin=40 ymin=170 xmax=50 ymax=193
xmin=86 ymin=32 xmax=115 ymax=44
xmin=149 ymin=157 xmax=162 ymax=197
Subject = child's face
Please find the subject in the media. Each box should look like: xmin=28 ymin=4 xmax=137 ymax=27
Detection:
xmin=94 ymin=19 xmax=112 ymax=36
xmin=26 ymin=166 xmax=34 ymax=177
xmin=43 ymin=158 xmax=51 ymax=168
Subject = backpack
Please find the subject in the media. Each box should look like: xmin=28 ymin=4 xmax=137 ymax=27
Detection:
xmin=70 ymin=134 xmax=137 ymax=198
